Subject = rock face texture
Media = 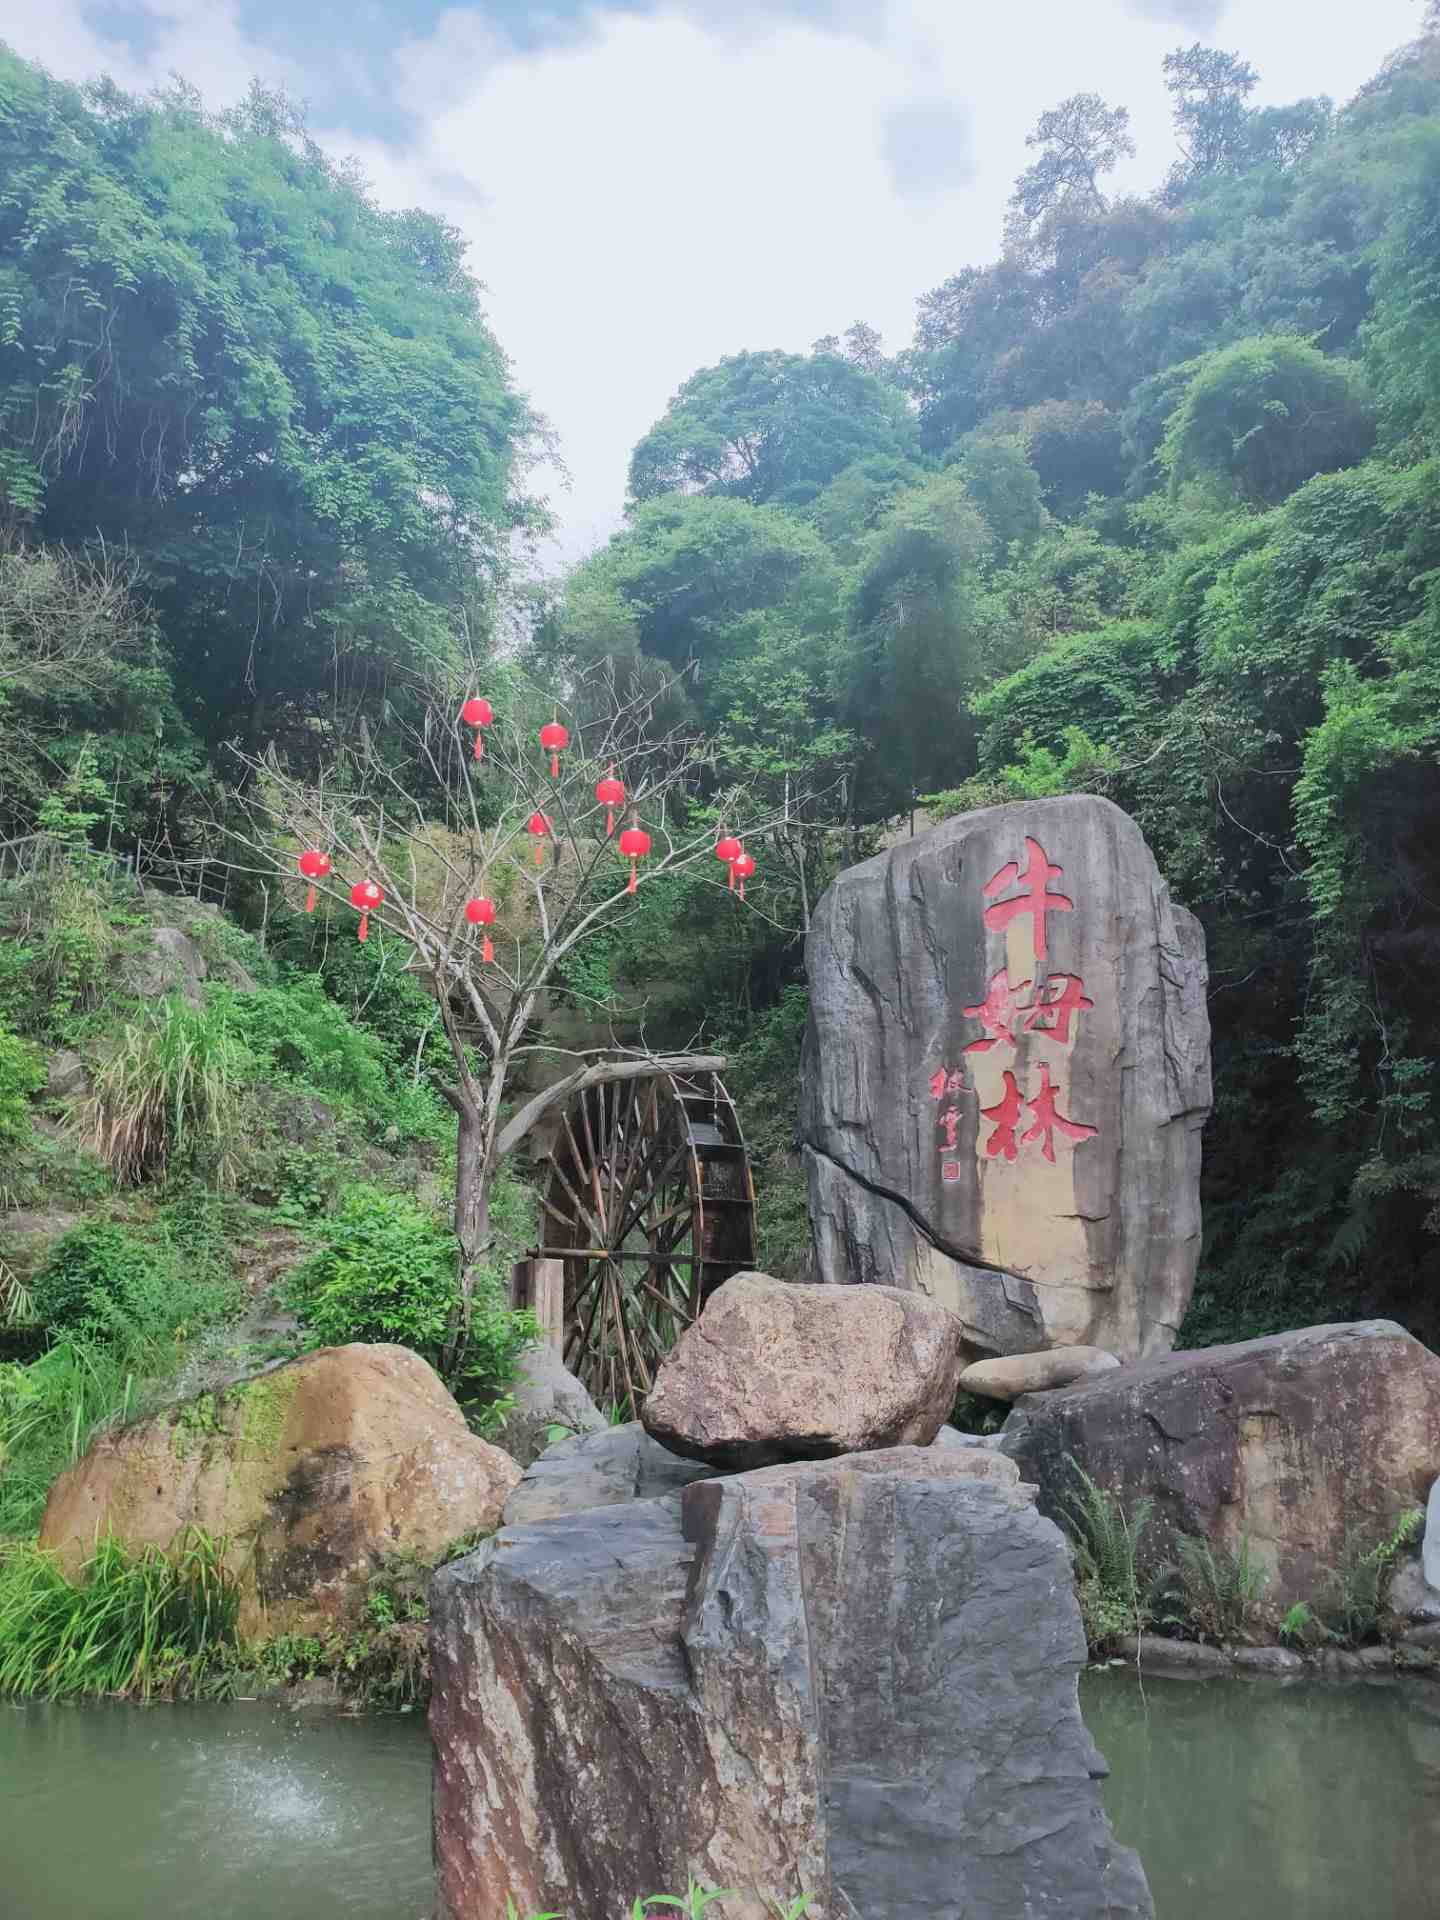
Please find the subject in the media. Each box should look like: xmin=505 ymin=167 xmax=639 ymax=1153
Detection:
xmin=1001 ymin=1320 xmax=1440 ymax=1609
xmin=39 ymin=1343 xmax=519 ymax=1635
xmin=801 ymin=794 xmax=1211 ymax=1361
xmin=431 ymin=1447 xmax=1152 ymax=1920
xmin=491 ymin=1343 xmax=606 ymax=1468
xmin=502 ymin=1420 xmax=716 ymax=1527
xmin=960 ymin=1345 xmax=1121 ymax=1402
xmin=641 ymin=1270 xmax=967 ymax=1469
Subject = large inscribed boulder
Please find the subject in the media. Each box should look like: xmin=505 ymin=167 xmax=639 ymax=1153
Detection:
xmin=1000 ymin=1319 xmax=1440 ymax=1610
xmin=802 ymin=794 xmax=1211 ymax=1359
xmin=430 ymin=1447 xmax=1152 ymax=1920
xmin=641 ymin=1270 xmax=966 ymax=1469
xmin=39 ymin=1343 xmax=519 ymax=1635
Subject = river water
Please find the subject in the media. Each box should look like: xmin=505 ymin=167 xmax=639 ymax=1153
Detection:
xmin=3 ymin=1673 xmax=1438 ymax=1918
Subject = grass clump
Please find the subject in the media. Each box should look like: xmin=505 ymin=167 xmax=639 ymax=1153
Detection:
xmin=1062 ymin=1461 xmax=1152 ymax=1651
xmin=0 ymin=1529 xmax=241 ymax=1701
xmin=1158 ymin=1533 xmax=1269 ymax=1644
xmin=80 ymin=994 xmax=251 ymax=1186
xmin=1315 ymin=1507 xmax=1424 ymax=1642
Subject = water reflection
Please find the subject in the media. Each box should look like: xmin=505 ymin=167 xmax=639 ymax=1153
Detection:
xmin=1083 ymin=1666 xmax=1440 ymax=1920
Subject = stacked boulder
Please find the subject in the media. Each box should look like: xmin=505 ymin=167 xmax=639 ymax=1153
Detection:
xmin=430 ymin=1271 xmax=1153 ymax=1920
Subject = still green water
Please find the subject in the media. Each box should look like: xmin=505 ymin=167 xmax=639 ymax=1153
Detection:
xmin=1082 ymin=1667 xmax=1440 ymax=1919
xmin=1 ymin=1700 xmax=432 ymax=1920
xmin=2 ymin=1676 xmax=1437 ymax=1918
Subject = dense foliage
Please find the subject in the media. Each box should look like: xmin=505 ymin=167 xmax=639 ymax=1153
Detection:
xmin=6 ymin=14 xmax=1440 ymax=1404
xmin=553 ymin=17 xmax=1440 ymax=1347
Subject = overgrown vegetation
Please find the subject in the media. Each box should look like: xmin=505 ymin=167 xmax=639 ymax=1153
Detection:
xmin=1062 ymin=1464 xmax=1152 ymax=1651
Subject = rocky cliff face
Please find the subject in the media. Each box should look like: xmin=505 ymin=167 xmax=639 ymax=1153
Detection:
xmin=430 ymin=1446 xmax=1153 ymax=1920
xmin=801 ymin=794 xmax=1211 ymax=1360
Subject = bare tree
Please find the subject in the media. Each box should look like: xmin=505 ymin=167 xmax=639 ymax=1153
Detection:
xmin=233 ymin=664 xmax=780 ymax=1364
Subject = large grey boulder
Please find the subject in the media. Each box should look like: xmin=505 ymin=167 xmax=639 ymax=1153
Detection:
xmin=120 ymin=927 xmax=207 ymax=1006
xmin=492 ymin=1344 xmax=608 ymax=1468
xmin=802 ymin=794 xmax=1211 ymax=1361
xmin=44 ymin=1050 xmax=89 ymax=1102
xmin=0 ymin=1209 xmax=80 ymax=1285
xmin=641 ymin=1270 xmax=966 ymax=1469
xmin=501 ymin=1420 xmax=716 ymax=1527
xmin=1425 ymin=1474 xmax=1440 ymax=1592
xmin=1001 ymin=1319 xmax=1440 ymax=1611
xmin=431 ymin=1447 xmax=1152 ymax=1920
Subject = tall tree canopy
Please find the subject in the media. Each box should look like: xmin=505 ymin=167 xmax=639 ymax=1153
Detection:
xmin=0 ymin=48 xmax=538 ymax=788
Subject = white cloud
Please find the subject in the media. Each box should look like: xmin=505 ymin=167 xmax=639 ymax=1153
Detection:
xmin=2 ymin=0 xmax=1430 ymax=561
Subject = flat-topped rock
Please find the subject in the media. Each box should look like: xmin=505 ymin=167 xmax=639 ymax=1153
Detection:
xmin=961 ymin=1345 xmax=1121 ymax=1401
xmin=431 ymin=1446 xmax=1152 ymax=1920
xmin=641 ymin=1270 xmax=966 ymax=1470
xmin=802 ymin=794 xmax=1211 ymax=1361
xmin=502 ymin=1420 xmax=716 ymax=1527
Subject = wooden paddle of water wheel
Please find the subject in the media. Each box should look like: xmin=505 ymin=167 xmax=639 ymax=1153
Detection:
xmin=535 ymin=1067 xmax=756 ymax=1407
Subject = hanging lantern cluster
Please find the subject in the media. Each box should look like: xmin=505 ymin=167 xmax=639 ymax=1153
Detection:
xmin=465 ymin=895 xmax=497 ymax=964
xmin=297 ymin=848 xmax=331 ymax=913
xmin=715 ymin=831 xmax=757 ymax=899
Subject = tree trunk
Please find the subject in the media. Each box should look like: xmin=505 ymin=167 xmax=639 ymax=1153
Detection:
xmin=447 ymin=1093 xmax=491 ymax=1377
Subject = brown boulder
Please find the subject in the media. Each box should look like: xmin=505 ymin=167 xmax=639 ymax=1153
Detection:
xmin=1000 ymin=1319 xmax=1440 ymax=1609
xmin=39 ymin=1343 xmax=520 ymax=1636
xmin=641 ymin=1271 xmax=966 ymax=1469
xmin=960 ymin=1345 xmax=1121 ymax=1401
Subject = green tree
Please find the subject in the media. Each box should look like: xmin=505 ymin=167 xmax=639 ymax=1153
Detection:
xmin=628 ymin=349 xmax=919 ymax=510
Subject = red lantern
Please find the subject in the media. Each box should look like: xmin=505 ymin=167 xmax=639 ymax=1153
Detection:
xmin=465 ymin=895 xmax=497 ymax=964
xmin=539 ymin=719 xmax=569 ymax=779
xmin=595 ymin=765 xmax=626 ymax=838
xmin=460 ymin=696 xmax=493 ymax=761
xmin=526 ymin=811 xmax=553 ymax=866
xmin=618 ymin=823 xmax=651 ymax=895
xmin=715 ymin=830 xmax=743 ymax=891
xmin=297 ymin=848 xmax=330 ymax=913
xmin=730 ymin=851 xmax=756 ymax=900
xmin=349 ymin=879 xmax=383 ymax=942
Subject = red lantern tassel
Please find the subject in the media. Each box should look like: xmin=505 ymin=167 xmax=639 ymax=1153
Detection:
xmin=473 ymin=732 xmax=484 ymax=761
xmin=357 ymin=912 xmax=370 ymax=943
xmin=482 ymin=935 xmax=493 ymax=964
xmin=534 ymin=842 xmax=544 ymax=867
xmin=549 ymin=750 xmax=559 ymax=778
xmin=606 ymin=808 xmax=615 ymax=837
xmin=727 ymin=864 xmax=735 ymax=892
xmin=627 ymin=861 xmax=638 ymax=894
xmin=305 ymin=885 xmax=317 ymax=913
xmin=736 ymin=877 xmax=745 ymax=901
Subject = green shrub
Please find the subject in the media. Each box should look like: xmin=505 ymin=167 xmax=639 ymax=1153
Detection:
xmin=80 ymin=994 xmax=251 ymax=1186
xmin=31 ymin=1224 xmax=161 ymax=1334
xmin=286 ymin=1186 xmax=460 ymax=1361
xmin=0 ymin=1529 xmax=240 ymax=1700
xmin=0 ymin=1018 xmax=43 ymax=1150
xmin=1062 ymin=1462 xmax=1152 ymax=1651
xmin=286 ymin=1180 xmax=538 ymax=1394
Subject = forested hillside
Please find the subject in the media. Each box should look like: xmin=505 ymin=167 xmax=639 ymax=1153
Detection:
xmin=550 ymin=16 xmax=1440 ymax=1345
xmin=5 ymin=15 xmax=1440 ymax=1354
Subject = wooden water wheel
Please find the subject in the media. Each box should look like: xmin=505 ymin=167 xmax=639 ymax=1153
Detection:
xmin=536 ymin=1067 xmax=756 ymax=1407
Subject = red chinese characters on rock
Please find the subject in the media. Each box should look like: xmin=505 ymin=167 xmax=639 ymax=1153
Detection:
xmin=926 ymin=835 xmax=1101 ymax=1174
xmin=1022 ymin=1063 xmax=1098 ymax=1164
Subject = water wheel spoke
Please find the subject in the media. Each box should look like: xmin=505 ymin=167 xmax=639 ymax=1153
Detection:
xmin=547 ymin=1151 xmax=606 ymax=1249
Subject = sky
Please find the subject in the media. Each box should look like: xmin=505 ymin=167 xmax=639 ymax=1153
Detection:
xmin=1 ymin=0 xmax=1430 ymax=563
